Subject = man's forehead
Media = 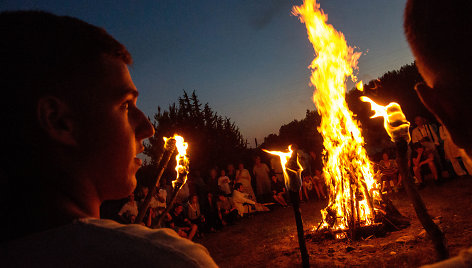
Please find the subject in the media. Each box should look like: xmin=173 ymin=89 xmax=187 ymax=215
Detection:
xmin=117 ymin=87 xmax=139 ymax=98
xmin=93 ymin=56 xmax=138 ymax=99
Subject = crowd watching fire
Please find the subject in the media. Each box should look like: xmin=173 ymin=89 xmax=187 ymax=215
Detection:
xmin=4 ymin=0 xmax=472 ymax=266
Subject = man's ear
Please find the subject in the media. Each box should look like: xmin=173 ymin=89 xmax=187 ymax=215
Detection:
xmin=37 ymin=96 xmax=78 ymax=146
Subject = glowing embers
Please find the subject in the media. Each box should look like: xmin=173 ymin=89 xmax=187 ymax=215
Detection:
xmin=292 ymin=0 xmax=381 ymax=237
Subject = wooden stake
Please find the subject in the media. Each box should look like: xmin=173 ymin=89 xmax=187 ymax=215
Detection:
xmin=289 ymin=190 xmax=310 ymax=268
xmin=285 ymin=150 xmax=310 ymax=268
xmin=395 ymin=139 xmax=448 ymax=260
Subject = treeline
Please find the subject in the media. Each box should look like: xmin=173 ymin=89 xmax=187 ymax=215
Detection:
xmin=142 ymin=90 xmax=248 ymax=182
xmin=140 ymin=62 xmax=435 ymax=183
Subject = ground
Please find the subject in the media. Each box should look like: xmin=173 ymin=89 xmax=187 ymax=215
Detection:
xmin=199 ymin=177 xmax=472 ymax=267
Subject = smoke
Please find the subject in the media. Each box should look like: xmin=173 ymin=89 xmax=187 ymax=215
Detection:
xmin=243 ymin=0 xmax=292 ymax=30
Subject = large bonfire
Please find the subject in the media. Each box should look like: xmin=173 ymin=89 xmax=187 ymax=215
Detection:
xmin=292 ymin=0 xmax=380 ymax=235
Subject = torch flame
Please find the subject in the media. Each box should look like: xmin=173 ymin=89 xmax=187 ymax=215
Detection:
xmin=356 ymin=81 xmax=364 ymax=92
xmin=164 ymin=135 xmax=189 ymax=188
xmin=360 ymin=96 xmax=411 ymax=143
xmin=263 ymin=146 xmax=303 ymax=191
xmin=293 ymin=0 xmax=380 ymax=233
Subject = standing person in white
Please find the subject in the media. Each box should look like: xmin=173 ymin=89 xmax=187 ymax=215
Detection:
xmin=235 ymin=163 xmax=256 ymax=200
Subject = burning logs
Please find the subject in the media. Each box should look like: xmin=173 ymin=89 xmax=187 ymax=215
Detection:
xmin=311 ymin=190 xmax=410 ymax=241
xmin=307 ymin=223 xmax=387 ymax=242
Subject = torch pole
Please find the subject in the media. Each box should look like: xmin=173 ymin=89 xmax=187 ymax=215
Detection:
xmin=264 ymin=146 xmax=310 ymax=267
xmin=289 ymin=190 xmax=310 ymax=268
xmin=154 ymin=171 xmax=187 ymax=228
xmin=395 ymin=139 xmax=449 ymax=260
xmin=135 ymin=139 xmax=176 ymax=224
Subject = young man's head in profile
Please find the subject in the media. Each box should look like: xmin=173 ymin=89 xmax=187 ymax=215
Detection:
xmin=1 ymin=11 xmax=154 ymax=233
xmin=404 ymin=0 xmax=472 ymax=155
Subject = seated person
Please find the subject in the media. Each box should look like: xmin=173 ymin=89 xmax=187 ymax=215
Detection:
xmin=379 ymin=152 xmax=399 ymax=193
xmin=155 ymin=186 xmax=167 ymax=214
xmin=145 ymin=207 xmax=160 ymax=228
xmin=270 ymin=174 xmax=288 ymax=207
xmin=216 ymin=194 xmax=239 ymax=226
xmin=170 ymin=204 xmax=198 ymax=241
xmin=412 ymin=142 xmax=439 ymax=184
xmin=201 ymin=192 xmax=221 ymax=231
xmin=217 ymin=170 xmax=232 ymax=196
xmin=2 ymin=11 xmax=216 ymax=267
xmin=301 ymin=171 xmax=314 ymax=201
xmin=312 ymin=169 xmax=327 ymax=200
xmin=117 ymin=193 xmax=138 ymax=224
xmin=232 ymin=183 xmax=269 ymax=217
xmin=138 ymin=186 xmax=159 ymax=210
xmin=187 ymin=195 xmax=206 ymax=233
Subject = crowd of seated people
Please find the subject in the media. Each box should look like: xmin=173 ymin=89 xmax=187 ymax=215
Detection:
xmin=117 ymin=121 xmax=471 ymax=242
xmin=116 ymin=152 xmax=329 ymax=240
xmin=114 ymin=117 xmax=470 ymax=245
xmin=373 ymin=115 xmax=472 ymax=194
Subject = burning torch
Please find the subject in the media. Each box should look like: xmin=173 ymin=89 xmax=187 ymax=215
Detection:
xmin=136 ymin=136 xmax=177 ymax=224
xmin=155 ymin=135 xmax=189 ymax=228
xmin=264 ymin=146 xmax=310 ymax=268
xmin=361 ymin=97 xmax=449 ymax=260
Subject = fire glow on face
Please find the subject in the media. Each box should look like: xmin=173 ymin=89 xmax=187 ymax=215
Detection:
xmin=164 ymin=135 xmax=189 ymax=187
xmin=292 ymin=0 xmax=380 ymax=233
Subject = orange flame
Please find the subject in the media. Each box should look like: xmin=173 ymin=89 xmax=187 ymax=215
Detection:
xmin=164 ymin=135 xmax=189 ymax=187
xmin=356 ymin=81 xmax=364 ymax=92
xmin=293 ymin=0 xmax=379 ymax=233
xmin=263 ymin=146 xmax=303 ymax=190
xmin=360 ymin=97 xmax=411 ymax=143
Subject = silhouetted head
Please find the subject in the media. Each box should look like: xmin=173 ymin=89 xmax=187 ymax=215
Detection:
xmin=254 ymin=156 xmax=261 ymax=164
xmin=210 ymin=168 xmax=218 ymax=178
xmin=405 ymin=0 xmax=472 ymax=155
xmin=382 ymin=153 xmax=389 ymax=161
xmin=414 ymin=116 xmax=425 ymax=127
xmin=1 ymin=11 xmax=154 ymax=220
xmin=234 ymin=183 xmax=243 ymax=192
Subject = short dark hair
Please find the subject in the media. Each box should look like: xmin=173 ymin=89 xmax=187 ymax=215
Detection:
xmin=234 ymin=183 xmax=242 ymax=190
xmin=1 ymin=11 xmax=131 ymax=168
xmin=404 ymin=0 xmax=472 ymax=82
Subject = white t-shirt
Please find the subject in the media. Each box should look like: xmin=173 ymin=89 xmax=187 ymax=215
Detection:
xmin=218 ymin=176 xmax=231 ymax=194
xmin=4 ymin=218 xmax=218 ymax=267
xmin=156 ymin=188 xmax=167 ymax=208
xmin=118 ymin=201 xmax=138 ymax=217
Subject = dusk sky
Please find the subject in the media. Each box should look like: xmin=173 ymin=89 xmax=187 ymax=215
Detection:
xmin=1 ymin=0 xmax=414 ymax=147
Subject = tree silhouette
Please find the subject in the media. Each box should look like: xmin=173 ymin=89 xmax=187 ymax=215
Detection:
xmin=261 ymin=109 xmax=323 ymax=155
xmin=143 ymin=91 xmax=247 ymax=177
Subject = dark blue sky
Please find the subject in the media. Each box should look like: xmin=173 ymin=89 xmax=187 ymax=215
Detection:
xmin=1 ymin=0 xmax=413 ymax=147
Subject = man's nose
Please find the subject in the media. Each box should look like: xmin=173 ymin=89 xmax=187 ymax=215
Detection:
xmin=134 ymin=108 xmax=155 ymax=140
